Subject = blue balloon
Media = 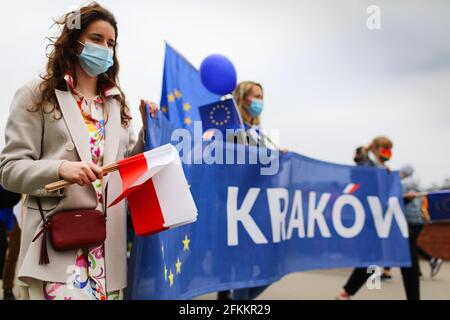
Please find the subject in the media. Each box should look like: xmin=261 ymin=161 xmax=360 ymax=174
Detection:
xmin=200 ymin=54 xmax=237 ymax=96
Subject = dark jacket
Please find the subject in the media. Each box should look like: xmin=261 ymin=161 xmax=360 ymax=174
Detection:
xmin=0 ymin=186 xmax=21 ymax=209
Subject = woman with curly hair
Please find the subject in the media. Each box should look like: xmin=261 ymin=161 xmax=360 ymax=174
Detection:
xmin=0 ymin=2 xmax=158 ymax=300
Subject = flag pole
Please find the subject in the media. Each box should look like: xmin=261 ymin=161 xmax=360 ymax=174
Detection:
xmin=256 ymin=130 xmax=282 ymax=151
xmin=402 ymin=191 xmax=428 ymax=198
xmin=45 ymin=162 xmax=119 ymax=193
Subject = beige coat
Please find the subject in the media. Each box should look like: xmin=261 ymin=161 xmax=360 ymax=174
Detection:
xmin=0 ymin=79 xmax=145 ymax=292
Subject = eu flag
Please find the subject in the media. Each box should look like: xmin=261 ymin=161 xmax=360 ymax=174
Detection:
xmin=159 ymin=43 xmax=220 ymax=133
xmin=199 ymin=98 xmax=243 ymax=133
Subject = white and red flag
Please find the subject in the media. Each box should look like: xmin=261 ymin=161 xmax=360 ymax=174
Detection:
xmin=108 ymin=144 xmax=197 ymax=236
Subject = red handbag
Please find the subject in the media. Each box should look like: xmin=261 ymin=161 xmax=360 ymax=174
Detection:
xmin=32 ymin=195 xmax=107 ymax=265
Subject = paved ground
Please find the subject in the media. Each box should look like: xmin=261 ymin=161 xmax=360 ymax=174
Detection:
xmin=1 ymin=260 xmax=448 ymax=300
xmin=196 ymin=260 xmax=450 ymax=300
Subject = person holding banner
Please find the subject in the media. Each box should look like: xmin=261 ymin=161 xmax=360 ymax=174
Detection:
xmin=217 ymin=81 xmax=272 ymax=301
xmin=400 ymin=165 xmax=443 ymax=278
xmin=337 ymin=136 xmax=421 ymax=300
xmin=352 ymin=145 xmax=392 ymax=280
xmin=0 ymin=2 xmax=158 ymax=300
xmin=229 ymin=81 xmax=278 ymax=149
xmin=353 ymin=146 xmax=369 ymax=166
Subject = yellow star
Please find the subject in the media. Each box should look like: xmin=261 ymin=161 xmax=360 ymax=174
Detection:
xmin=176 ymin=258 xmax=182 ymax=274
xmin=174 ymin=89 xmax=182 ymax=99
xmin=168 ymin=270 xmax=174 ymax=287
xmin=184 ymin=117 xmax=192 ymax=126
xmin=168 ymin=94 xmax=175 ymax=102
xmin=182 ymin=234 xmax=190 ymax=251
xmin=161 ymin=106 xmax=168 ymax=113
xmin=183 ymin=102 xmax=191 ymax=112
xmin=164 ymin=265 xmax=168 ymax=281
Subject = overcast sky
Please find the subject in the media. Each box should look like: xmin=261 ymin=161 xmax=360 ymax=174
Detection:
xmin=0 ymin=0 xmax=449 ymax=187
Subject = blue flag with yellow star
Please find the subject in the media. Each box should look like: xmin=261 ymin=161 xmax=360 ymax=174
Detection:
xmin=159 ymin=43 xmax=220 ymax=132
xmin=199 ymin=98 xmax=243 ymax=133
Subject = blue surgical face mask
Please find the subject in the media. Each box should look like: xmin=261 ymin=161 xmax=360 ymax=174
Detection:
xmin=78 ymin=40 xmax=114 ymax=77
xmin=248 ymin=98 xmax=264 ymax=117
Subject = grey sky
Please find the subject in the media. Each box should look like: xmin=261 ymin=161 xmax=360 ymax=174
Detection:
xmin=0 ymin=0 xmax=449 ymax=187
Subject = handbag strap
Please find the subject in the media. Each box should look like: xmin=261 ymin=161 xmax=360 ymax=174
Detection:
xmin=35 ymin=197 xmax=48 ymax=224
xmin=35 ymin=181 xmax=109 ymax=221
xmin=33 ymin=197 xmax=51 ymax=265
xmin=103 ymin=183 xmax=108 ymax=219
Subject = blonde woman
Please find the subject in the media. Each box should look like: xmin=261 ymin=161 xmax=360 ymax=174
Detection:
xmin=217 ymin=81 xmax=273 ymax=301
xmin=0 ymin=3 xmax=158 ymax=300
xmin=233 ymin=81 xmax=264 ymax=128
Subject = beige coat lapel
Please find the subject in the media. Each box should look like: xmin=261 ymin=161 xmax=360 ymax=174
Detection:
xmin=102 ymin=98 xmax=121 ymax=189
xmin=55 ymin=89 xmax=121 ymax=203
xmin=55 ymin=89 xmax=98 ymax=199
xmin=55 ymin=89 xmax=93 ymax=163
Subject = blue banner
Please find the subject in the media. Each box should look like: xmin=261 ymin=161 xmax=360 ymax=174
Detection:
xmin=427 ymin=190 xmax=450 ymax=221
xmin=126 ymin=141 xmax=410 ymax=300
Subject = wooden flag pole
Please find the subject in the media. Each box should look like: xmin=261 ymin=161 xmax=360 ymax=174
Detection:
xmin=45 ymin=162 xmax=119 ymax=193
xmin=402 ymin=191 xmax=428 ymax=198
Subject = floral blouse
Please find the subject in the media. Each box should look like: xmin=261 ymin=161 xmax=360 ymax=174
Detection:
xmin=64 ymin=74 xmax=120 ymax=206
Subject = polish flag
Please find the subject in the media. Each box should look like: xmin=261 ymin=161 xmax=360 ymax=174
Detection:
xmin=343 ymin=183 xmax=361 ymax=194
xmin=108 ymin=144 xmax=197 ymax=236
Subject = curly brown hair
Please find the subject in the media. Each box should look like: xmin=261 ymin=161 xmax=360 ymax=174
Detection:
xmin=31 ymin=2 xmax=132 ymax=127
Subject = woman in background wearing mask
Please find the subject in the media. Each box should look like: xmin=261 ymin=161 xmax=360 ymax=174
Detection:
xmin=336 ymin=136 xmax=421 ymax=300
xmin=0 ymin=2 xmax=158 ymax=300
xmin=231 ymin=81 xmax=277 ymax=149
xmin=232 ymin=81 xmax=287 ymax=152
xmin=365 ymin=136 xmax=393 ymax=168
xmin=217 ymin=81 xmax=272 ymax=301
xmin=235 ymin=81 xmax=264 ymax=129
